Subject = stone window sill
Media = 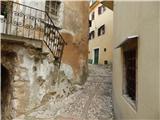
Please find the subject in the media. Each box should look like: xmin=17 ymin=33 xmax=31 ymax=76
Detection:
xmin=123 ymin=94 xmax=137 ymax=112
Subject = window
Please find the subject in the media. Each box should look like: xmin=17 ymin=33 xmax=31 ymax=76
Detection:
xmin=45 ymin=1 xmax=49 ymax=13
xmin=91 ymin=31 xmax=95 ymax=39
xmin=122 ymin=37 xmax=138 ymax=106
xmin=89 ymin=31 xmax=95 ymax=40
xmin=98 ymin=25 xmax=105 ymax=36
xmin=98 ymin=6 xmax=102 ymax=15
xmin=1 ymin=1 xmax=8 ymax=18
xmin=89 ymin=20 xmax=92 ymax=27
xmin=98 ymin=5 xmax=106 ymax=15
xmin=45 ymin=1 xmax=61 ymax=17
xmin=91 ymin=12 xmax=95 ymax=20
xmin=124 ymin=48 xmax=137 ymax=101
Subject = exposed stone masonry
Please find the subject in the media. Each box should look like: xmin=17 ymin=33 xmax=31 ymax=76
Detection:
xmin=13 ymin=64 xmax=115 ymax=120
xmin=1 ymin=41 xmax=75 ymax=120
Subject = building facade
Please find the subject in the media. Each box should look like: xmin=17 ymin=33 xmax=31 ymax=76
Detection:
xmin=88 ymin=0 xmax=113 ymax=65
xmin=1 ymin=1 xmax=89 ymax=119
xmin=61 ymin=1 xmax=89 ymax=85
xmin=102 ymin=1 xmax=160 ymax=119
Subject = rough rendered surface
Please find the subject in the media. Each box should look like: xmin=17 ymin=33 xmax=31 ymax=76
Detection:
xmin=14 ymin=64 xmax=114 ymax=120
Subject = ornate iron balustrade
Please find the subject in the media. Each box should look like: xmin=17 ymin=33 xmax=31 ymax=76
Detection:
xmin=1 ymin=1 xmax=66 ymax=67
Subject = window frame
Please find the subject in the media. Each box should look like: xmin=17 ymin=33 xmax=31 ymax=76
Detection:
xmin=121 ymin=38 xmax=138 ymax=110
xmin=91 ymin=31 xmax=95 ymax=39
xmin=98 ymin=5 xmax=106 ymax=15
xmin=98 ymin=6 xmax=102 ymax=15
xmin=45 ymin=1 xmax=61 ymax=17
xmin=91 ymin=12 xmax=95 ymax=20
xmin=1 ymin=1 xmax=8 ymax=18
xmin=89 ymin=20 xmax=92 ymax=27
xmin=98 ymin=25 xmax=105 ymax=36
xmin=89 ymin=30 xmax=95 ymax=40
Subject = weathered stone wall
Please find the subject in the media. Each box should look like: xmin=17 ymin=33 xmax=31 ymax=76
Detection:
xmin=1 ymin=40 xmax=74 ymax=119
xmin=5 ymin=0 xmax=89 ymax=85
xmin=1 ymin=1 xmax=89 ymax=119
xmin=61 ymin=1 xmax=89 ymax=85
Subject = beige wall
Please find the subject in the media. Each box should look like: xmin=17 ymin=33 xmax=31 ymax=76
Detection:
xmin=113 ymin=2 xmax=160 ymax=119
xmin=89 ymin=3 xmax=113 ymax=64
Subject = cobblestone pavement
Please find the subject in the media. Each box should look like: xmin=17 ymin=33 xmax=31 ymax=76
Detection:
xmin=17 ymin=64 xmax=114 ymax=120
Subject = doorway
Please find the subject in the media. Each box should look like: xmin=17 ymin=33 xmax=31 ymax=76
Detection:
xmin=1 ymin=64 xmax=12 ymax=120
xmin=94 ymin=48 xmax=99 ymax=64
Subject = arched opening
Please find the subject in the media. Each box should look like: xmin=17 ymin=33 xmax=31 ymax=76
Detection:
xmin=1 ymin=64 xmax=12 ymax=120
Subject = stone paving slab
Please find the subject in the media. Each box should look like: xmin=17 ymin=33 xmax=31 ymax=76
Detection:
xmin=53 ymin=64 xmax=115 ymax=120
xmin=16 ymin=64 xmax=115 ymax=120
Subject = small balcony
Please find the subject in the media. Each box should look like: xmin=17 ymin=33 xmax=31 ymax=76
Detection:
xmin=1 ymin=1 xmax=66 ymax=67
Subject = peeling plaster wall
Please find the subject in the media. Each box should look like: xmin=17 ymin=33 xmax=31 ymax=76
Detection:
xmin=1 ymin=1 xmax=89 ymax=119
xmin=1 ymin=41 xmax=74 ymax=119
xmin=9 ymin=0 xmax=89 ymax=85
xmin=61 ymin=1 xmax=89 ymax=84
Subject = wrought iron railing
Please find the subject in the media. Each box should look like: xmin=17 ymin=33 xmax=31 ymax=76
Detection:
xmin=1 ymin=1 xmax=66 ymax=67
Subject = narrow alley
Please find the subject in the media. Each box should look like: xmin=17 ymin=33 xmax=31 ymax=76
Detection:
xmin=15 ymin=64 xmax=114 ymax=120
xmin=1 ymin=1 xmax=159 ymax=120
xmin=54 ymin=64 xmax=114 ymax=120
